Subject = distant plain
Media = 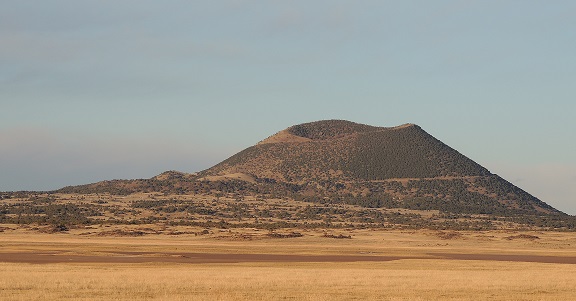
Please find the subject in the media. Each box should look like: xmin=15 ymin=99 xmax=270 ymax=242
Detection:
xmin=1 ymin=227 xmax=575 ymax=300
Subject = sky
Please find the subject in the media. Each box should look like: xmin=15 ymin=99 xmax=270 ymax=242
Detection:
xmin=1 ymin=1 xmax=575 ymax=214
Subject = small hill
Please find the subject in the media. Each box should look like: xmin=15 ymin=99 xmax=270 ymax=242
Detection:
xmin=152 ymin=171 xmax=196 ymax=181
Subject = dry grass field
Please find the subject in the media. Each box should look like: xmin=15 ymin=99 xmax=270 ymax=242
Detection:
xmin=1 ymin=227 xmax=576 ymax=300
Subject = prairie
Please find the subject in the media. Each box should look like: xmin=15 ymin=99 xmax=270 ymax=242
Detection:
xmin=1 ymin=227 xmax=575 ymax=300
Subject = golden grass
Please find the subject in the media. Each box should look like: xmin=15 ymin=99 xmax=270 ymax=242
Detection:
xmin=1 ymin=229 xmax=576 ymax=300
xmin=1 ymin=260 xmax=576 ymax=300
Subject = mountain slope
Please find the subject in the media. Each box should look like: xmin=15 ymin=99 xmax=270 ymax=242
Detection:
xmin=54 ymin=120 xmax=562 ymax=219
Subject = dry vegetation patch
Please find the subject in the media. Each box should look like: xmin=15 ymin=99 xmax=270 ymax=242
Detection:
xmin=435 ymin=231 xmax=464 ymax=240
xmin=505 ymin=234 xmax=540 ymax=240
xmin=322 ymin=232 xmax=352 ymax=239
xmin=266 ymin=231 xmax=304 ymax=238
xmin=1 ymin=258 xmax=576 ymax=300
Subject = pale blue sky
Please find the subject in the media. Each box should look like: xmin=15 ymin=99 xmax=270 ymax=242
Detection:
xmin=1 ymin=1 xmax=575 ymax=214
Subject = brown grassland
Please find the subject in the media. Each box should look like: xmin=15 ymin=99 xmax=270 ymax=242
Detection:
xmin=1 ymin=226 xmax=576 ymax=300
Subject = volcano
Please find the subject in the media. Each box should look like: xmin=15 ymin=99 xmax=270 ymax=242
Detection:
xmin=200 ymin=120 xmax=557 ymax=215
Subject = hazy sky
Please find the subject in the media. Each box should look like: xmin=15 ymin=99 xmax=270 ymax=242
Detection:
xmin=1 ymin=1 xmax=575 ymax=214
